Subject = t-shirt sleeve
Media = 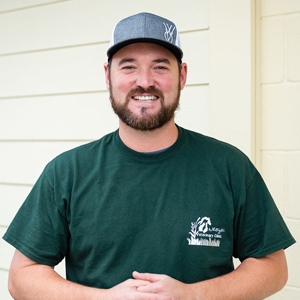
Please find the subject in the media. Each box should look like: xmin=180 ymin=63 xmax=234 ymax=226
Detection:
xmin=3 ymin=163 xmax=69 ymax=266
xmin=233 ymin=170 xmax=296 ymax=261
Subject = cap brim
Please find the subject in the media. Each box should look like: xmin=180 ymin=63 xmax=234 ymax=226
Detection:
xmin=107 ymin=38 xmax=183 ymax=62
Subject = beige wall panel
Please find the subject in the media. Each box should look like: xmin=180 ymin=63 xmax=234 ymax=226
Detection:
xmin=262 ymin=0 xmax=300 ymax=17
xmin=0 ymin=0 xmax=61 ymax=13
xmin=0 ymin=32 xmax=207 ymax=98
xmin=0 ymin=44 xmax=107 ymax=98
xmin=260 ymin=0 xmax=300 ymax=295
xmin=176 ymin=85 xmax=209 ymax=134
xmin=0 ymin=0 xmax=208 ymax=55
xmin=268 ymin=289 xmax=285 ymax=300
xmin=181 ymin=31 xmax=209 ymax=85
xmin=0 ymin=269 xmax=11 ymax=300
xmin=0 ymin=227 xmax=14 ymax=270
xmin=261 ymin=17 xmax=284 ymax=83
xmin=209 ymin=0 xmax=252 ymax=157
xmin=261 ymin=85 xmax=300 ymax=150
xmin=0 ymin=93 xmax=118 ymax=141
xmin=0 ymin=185 xmax=32 ymax=226
xmin=0 ymin=141 xmax=87 ymax=185
xmin=287 ymin=14 xmax=300 ymax=81
xmin=285 ymin=287 xmax=300 ymax=300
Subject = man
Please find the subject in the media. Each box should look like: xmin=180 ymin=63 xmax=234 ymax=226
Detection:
xmin=3 ymin=12 xmax=295 ymax=300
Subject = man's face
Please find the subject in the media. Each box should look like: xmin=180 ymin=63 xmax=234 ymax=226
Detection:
xmin=105 ymin=43 xmax=187 ymax=131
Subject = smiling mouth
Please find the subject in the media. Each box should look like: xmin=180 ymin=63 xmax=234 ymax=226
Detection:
xmin=132 ymin=95 xmax=159 ymax=102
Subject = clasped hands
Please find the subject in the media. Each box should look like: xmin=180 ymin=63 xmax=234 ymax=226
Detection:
xmin=108 ymin=271 xmax=190 ymax=300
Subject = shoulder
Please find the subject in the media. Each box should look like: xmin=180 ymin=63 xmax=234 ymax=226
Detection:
xmin=45 ymin=131 xmax=116 ymax=172
xmin=180 ymin=126 xmax=257 ymax=179
xmin=181 ymin=126 xmax=250 ymax=160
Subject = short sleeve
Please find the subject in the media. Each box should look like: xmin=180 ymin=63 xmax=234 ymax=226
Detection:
xmin=3 ymin=163 xmax=69 ymax=266
xmin=233 ymin=170 xmax=295 ymax=261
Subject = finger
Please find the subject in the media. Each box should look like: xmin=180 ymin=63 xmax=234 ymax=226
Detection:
xmin=127 ymin=278 xmax=152 ymax=287
xmin=137 ymin=280 xmax=168 ymax=296
xmin=136 ymin=283 xmax=155 ymax=293
xmin=133 ymin=271 xmax=163 ymax=282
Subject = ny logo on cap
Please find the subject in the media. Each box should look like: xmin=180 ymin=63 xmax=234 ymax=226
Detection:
xmin=163 ymin=22 xmax=175 ymax=43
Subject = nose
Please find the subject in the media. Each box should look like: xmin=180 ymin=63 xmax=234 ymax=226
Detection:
xmin=135 ymin=68 xmax=155 ymax=88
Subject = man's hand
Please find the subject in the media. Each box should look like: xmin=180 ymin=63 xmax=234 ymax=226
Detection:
xmin=133 ymin=250 xmax=288 ymax=300
xmin=9 ymin=250 xmax=287 ymax=300
xmin=8 ymin=250 xmax=175 ymax=300
xmin=133 ymin=271 xmax=188 ymax=300
xmin=107 ymin=277 xmax=175 ymax=300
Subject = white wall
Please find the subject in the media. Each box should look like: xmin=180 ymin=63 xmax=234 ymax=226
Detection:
xmin=260 ymin=0 xmax=300 ymax=299
xmin=209 ymin=0 xmax=254 ymax=158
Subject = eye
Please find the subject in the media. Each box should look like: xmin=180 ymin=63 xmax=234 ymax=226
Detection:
xmin=155 ymin=65 xmax=168 ymax=70
xmin=122 ymin=66 xmax=134 ymax=69
xmin=153 ymin=65 xmax=170 ymax=73
xmin=118 ymin=65 xmax=136 ymax=74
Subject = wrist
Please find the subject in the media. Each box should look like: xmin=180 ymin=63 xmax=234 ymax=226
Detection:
xmin=186 ymin=282 xmax=207 ymax=300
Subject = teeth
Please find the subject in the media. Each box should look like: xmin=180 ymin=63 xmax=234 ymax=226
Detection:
xmin=133 ymin=95 xmax=158 ymax=102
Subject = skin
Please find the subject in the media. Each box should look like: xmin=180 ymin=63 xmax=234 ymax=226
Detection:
xmin=104 ymin=42 xmax=187 ymax=152
xmin=133 ymin=249 xmax=288 ymax=299
xmin=8 ymin=249 xmax=288 ymax=300
xmin=8 ymin=43 xmax=289 ymax=300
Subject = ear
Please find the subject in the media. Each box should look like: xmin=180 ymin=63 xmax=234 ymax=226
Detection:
xmin=104 ymin=62 xmax=110 ymax=90
xmin=179 ymin=63 xmax=188 ymax=90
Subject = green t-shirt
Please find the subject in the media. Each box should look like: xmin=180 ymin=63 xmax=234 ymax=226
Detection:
xmin=3 ymin=126 xmax=295 ymax=288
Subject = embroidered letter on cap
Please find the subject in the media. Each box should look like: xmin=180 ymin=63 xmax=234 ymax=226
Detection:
xmin=163 ymin=22 xmax=175 ymax=43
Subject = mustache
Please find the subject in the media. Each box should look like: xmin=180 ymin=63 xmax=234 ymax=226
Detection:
xmin=127 ymin=86 xmax=164 ymax=100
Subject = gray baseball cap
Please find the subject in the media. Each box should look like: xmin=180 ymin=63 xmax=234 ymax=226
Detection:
xmin=107 ymin=12 xmax=183 ymax=62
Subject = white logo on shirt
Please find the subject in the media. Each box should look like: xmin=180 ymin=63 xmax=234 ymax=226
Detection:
xmin=187 ymin=217 xmax=225 ymax=247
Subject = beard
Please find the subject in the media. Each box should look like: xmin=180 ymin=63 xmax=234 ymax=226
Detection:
xmin=109 ymin=83 xmax=181 ymax=131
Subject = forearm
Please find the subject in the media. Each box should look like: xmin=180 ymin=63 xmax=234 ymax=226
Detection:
xmin=188 ymin=250 xmax=288 ymax=300
xmin=9 ymin=263 xmax=106 ymax=300
xmin=8 ymin=250 xmax=106 ymax=300
xmin=134 ymin=250 xmax=288 ymax=300
xmin=9 ymin=250 xmax=172 ymax=300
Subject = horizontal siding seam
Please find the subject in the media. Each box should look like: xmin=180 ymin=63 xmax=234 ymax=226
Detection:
xmin=261 ymin=150 xmax=300 ymax=153
xmin=0 ymin=0 xmax=70 ymax=15
xmin=0 ymin=29 xmax=208 ymax=57
xmin=0 ymin=41 xmax=109 ymax=57
xmin=261 ymin=11 xmax=300 ymax=19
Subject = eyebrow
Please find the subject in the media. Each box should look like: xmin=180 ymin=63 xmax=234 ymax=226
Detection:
xmin=118 ymin=58 xmax=136 ymax=66
xmin=152 ymin=58 xmax=171 ymax=65
xmin=118 ymin=58 xmax=171 ymax=67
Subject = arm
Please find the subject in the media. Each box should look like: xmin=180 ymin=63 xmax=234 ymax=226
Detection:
xmin=8 ymin=250 xmax=173 ymax=300
xmin=8 ymin=250 xmax=105 ymax=300
xmin=135 ymin=249 xmax=288 ymax=300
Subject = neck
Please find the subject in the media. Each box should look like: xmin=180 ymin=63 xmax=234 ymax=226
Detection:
xmin=118 ymin=119 xmax=178 ymax=152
